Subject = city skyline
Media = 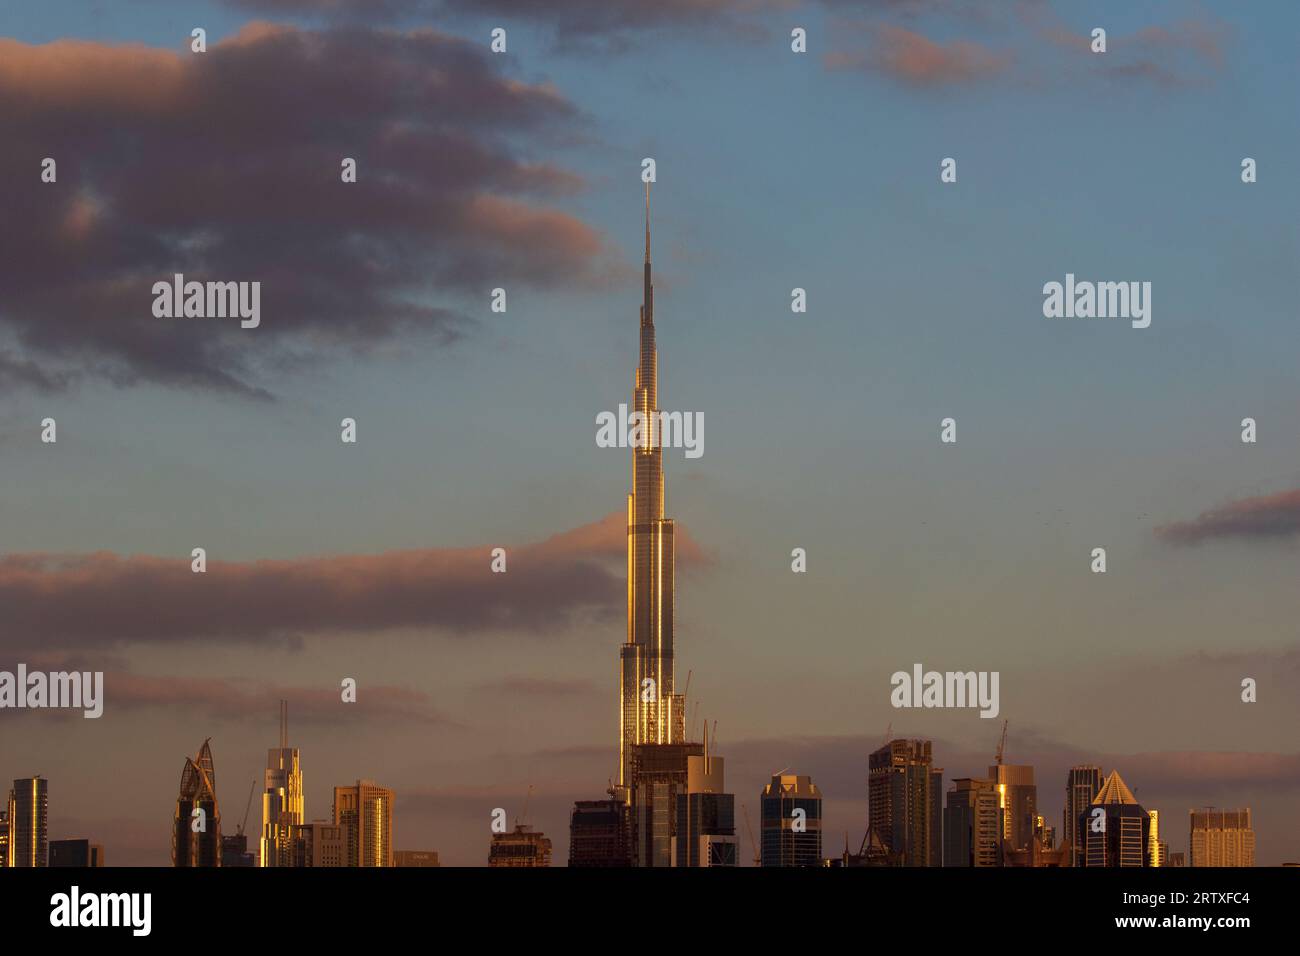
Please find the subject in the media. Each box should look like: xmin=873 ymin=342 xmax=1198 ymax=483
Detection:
xmin=1 ymin=0 xmax=1298 ymax=867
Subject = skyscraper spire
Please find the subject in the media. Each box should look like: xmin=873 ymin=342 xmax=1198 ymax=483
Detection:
xmin=644 ymin=180 xmax=651 ymax=264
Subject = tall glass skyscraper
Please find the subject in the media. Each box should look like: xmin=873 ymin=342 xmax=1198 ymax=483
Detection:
xmin=261 ymin=700 xmax=304 ymax=867
xmin=173 ymin=739 xmax=222 ymax=867
xmin=619 ymin=185 xmax=686 ymax=790
xmin=1064 ymin=765 xmax=1102 ymax=867
xmin=6 ymin=776 xmax=48 ymax=867
xmin=868 ymin=739 xmax=942 ymax=867
xmin=332 ymin=779 xmax=393 ymax=867
xmin=760 ymin=773 xmax=823 ymax=866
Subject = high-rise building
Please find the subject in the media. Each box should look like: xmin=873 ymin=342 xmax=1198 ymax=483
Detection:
xmin=261 ymin=701 xmax=304 ymax=867
xmin=173 ymin=739 xmax=221 ymax=867
xmin=393 ymin=850 xmax=440 ymax=867
xmin=760 ymin=773 xmax=823 ymax=867
xmin=292 ymin=821 xmax=345 ymax=867
xmin=944 ymin=777 xmax=1002 ymax=867
xmin=1189 ymin=808 xmax=1255 ymax=867
xmin=630 ymin=741 xmax=703 ymax=866
xmin=1168 ymin=851 xmax=1186 ymax=867
xmin=6 ymin=777 xmax=48 ymax=867
xmin=569 ymin=798 xmax=632 ymax=867
xmin=1148 ymin=810 xmax=1163 ymax=867
xmin=332 ymin=780 xmax=393 ymax=867
xmin=221 ymin=834 xmax=256 ymax=867
xmin=868 ymin=739 xmax=941 ymax=866
xmin=0 ymin=808 xmax=8 ymax=867
xmin=1079 ymin=769 xmax=1149 ymax=867
xmin=674 ymin=741 xmax=737 ymax=867
xmin=989 ymin=762 xmax=1036 ymax=856
xmin=1064 ymin=765 xmax=1102 ymax=867
xmin=618 ymin=184 xmax=686 ymax=791
xmin=489 ymin=825 xmax=552 ymax=867
xmin=49 ymin=839 xmax=105 ymax=867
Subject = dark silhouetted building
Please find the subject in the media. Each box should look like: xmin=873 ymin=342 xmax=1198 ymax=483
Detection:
xmin=49 ymin=839 xmax=105 ymax=867
xmin=868 ymin=740 xmax=941 ymax=866
xmin=569 ymin=799 xmax=632 ymax=867
xmin=173 ymin=740 xmax=221 ymax=867
xmin=675 ymin=743 xmax=736 ymax=867
xmin=944 ymin=777 xmax=1001 ymax=867
xmin=629 ymin=741 xmax=703 ymax=866
xmin=1079 ymin=769 xmax=1149 ymax=867
xmin=1064 ymin=766 xmax=1102 ymax=867
xmin=293 ymin=821 xmax=345 ymax=867
xmin=760 ymin=773 xmax=822 ymax=867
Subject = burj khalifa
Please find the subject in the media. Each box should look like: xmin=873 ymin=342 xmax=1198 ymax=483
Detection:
xmin=618 ymin=184 xmax=686 ymax=790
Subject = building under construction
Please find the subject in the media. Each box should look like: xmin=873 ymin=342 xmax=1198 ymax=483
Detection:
xmin=489 ymin=824 xmax=552 ymax=867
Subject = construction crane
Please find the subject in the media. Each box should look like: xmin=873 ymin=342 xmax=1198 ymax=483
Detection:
xmin=238 ymin=778 xmax=256 ymax=836
xmin=995 ymin=719 xmax=1009 ymax=766
xmin=517 ymin=784 xmax=535 ymax=829
xmin=741 ymin=802 xmax=760 ymax=867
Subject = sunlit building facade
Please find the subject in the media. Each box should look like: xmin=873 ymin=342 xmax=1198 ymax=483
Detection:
xmin=332 ymin=780 xmax=392 ymax=867
xmin=989 ymin=763 xmax=1037 ymax=856
xmin=619 ymin=185 xmax=686 ymax=791
xmin=1189 ymin=808 xmax=1255 ymax=867
xmin=261 ymin=701 xmax=304 ymax=867
xmin=489 ymin=825 xmax=552 ymax=867
xmin=1079 ymin=770 xmax=1149 ymax=867
xmin=6 ymin=777 xmax=48 ymax=868
xmin=760 ymin=773 xmax=823 ymax=867
xmin=173 ymin=739 xmax=222 ymax=867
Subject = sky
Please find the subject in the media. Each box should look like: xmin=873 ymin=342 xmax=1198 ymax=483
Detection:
xmin=1 ymin=0 xmax=1298 ymax=866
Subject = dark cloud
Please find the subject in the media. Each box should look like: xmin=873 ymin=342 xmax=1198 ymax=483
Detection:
xmin=0 ymin=512 xmax=708 ymax=652
xmin=1155 ymin=489 xmax=1300 ymax=545
xmin=0 ymin=23 xmax=613 ymax=396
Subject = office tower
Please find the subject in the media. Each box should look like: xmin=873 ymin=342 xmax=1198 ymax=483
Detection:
xmin=1064 ymin=765 xmax=1102 ymax=867
xmin=221 ymin=834 xmax=255 ymax=867
xmin=332 ymin=780 xmax=393 ymax=867
xmin=760 ymin=773 xmax=823 ymax=867
xmin=1189 ymin=808 xmax=1255 ymax=867
xmin=944 ymin=778 xmax=1002 ymax=867
xmin=49 ymin=839 xmax=105 ymax=867
xmin=6 ymin=777 xmax=49 ymax=867
xmin=292 ymin=821 xmax=345 ymax=867
xmin=173 ymin=739 xmax=222 ymax=867
xmin=868 ymin=739 xmax=941 ymax=867
xmin=675 ymin=741 xmax=737 ymax=867
xmin=489 ymin=825 xmax=552 ymax=867
xmin=569 ymin=798 xmax=633 ymax=867
xmin=618 ymin=184 xmax=686 ymax=791
xmin=1148 ymin=810 xmax=1162 ymax=867
xmin=989 ymin=762 xmax=1036 ymax=855
xmin=393 ymin=850 xmax=440 ymax=867
xmin=1079 ymin=769 xmax=1149 ymax=867
xmin=0 ymin=809 xmax=8 ymax=867
xmin=261 ymin=700 xmax=304 ymax=867
xmin=630 ymin=741 xmax=703 ymax=866
xmin=1035 ymin=815 xmax=1056 ymax=849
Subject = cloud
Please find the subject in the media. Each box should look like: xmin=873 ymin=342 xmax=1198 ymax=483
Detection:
xmin=0 ymin=23 xmax=613 ymax=397
xmin=1029 ymin=12 xmax=1228 ymax=88
xmin=475 ymin=676 xmax=600 ymax=698
xmin=0 ymin=512 xmax=708 ymax=652
xmin=1155 ymin=489 xmax=1300 ymax=545
xmin=824 ymin=24 xmax=1012 ymax=88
